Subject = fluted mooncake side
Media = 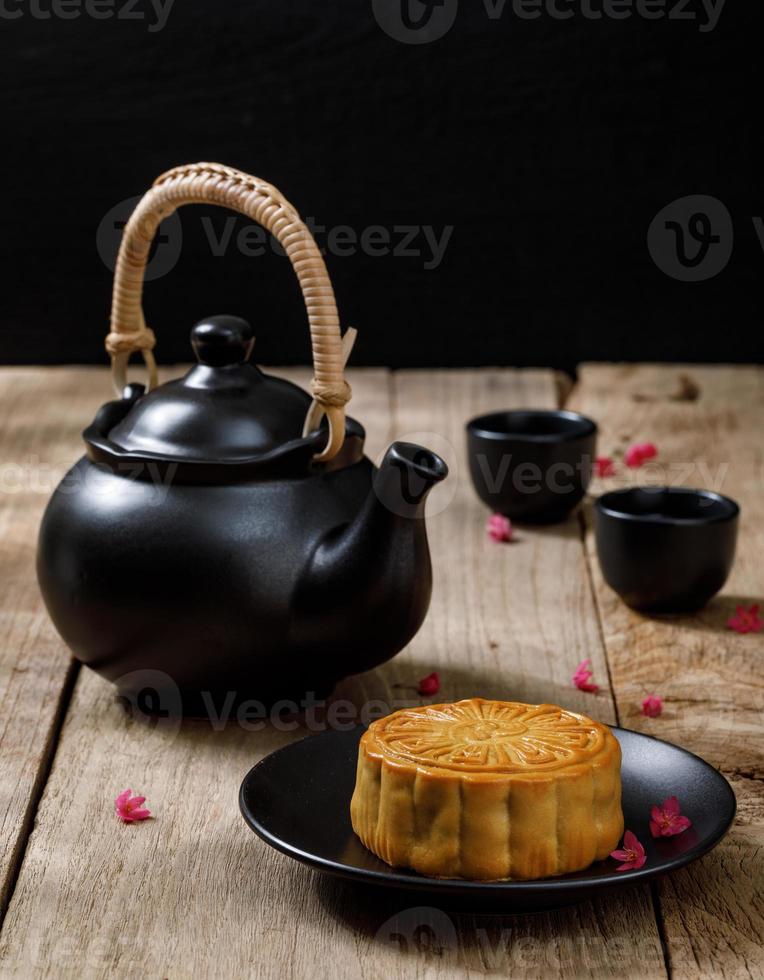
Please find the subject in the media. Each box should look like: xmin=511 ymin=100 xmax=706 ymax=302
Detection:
xmin=350 ymin=698 xmax=623 ymax=880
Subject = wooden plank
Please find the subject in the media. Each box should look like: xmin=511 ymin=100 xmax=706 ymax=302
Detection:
xmin=0 ymin=367 xmax=666 ymax=978
xmin=389 ymin=369 xmax=666 ymax=977
xmin=0 ymin=367 xmax=394 ymax=979
xmin=570 ymin=364 xmax=764 ymax=980
xmin=0 ymin=368 xmax=108 ymax=917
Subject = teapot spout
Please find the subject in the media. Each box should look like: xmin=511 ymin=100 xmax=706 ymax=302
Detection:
xmin=373 ymin=441 xmax=449 ymax=519
xmin=290 ymin=442 xmax=448 ymax=677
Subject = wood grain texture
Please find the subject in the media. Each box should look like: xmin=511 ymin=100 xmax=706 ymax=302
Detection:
xmin=571 ymin=364 xmax=764 ymax=980
xmin=0 ymin=368 xmax=104 ymax=916
xmin=0 ymin=364 xmax=202 ymax=918
xmin=388 ymin=369 xmax=666 ymax=978
xmin=0 ymin=367 xmax=666 ymax=978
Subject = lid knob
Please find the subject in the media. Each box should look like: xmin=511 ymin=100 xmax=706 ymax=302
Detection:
xmin=191 ymin=315 xmax=254 ymax=366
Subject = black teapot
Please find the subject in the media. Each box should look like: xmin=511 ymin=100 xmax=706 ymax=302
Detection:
xmin=37 ymin=164 xmax=447 ymax=714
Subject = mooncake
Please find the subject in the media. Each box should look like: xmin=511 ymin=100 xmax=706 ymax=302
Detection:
xmin=350 ymin=698 xmax=623 ymax=880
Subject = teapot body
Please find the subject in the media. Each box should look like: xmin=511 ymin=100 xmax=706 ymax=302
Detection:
xmin=37 ymin=447 xmax=436 ymax=715
xmin=35 ymin=161 xmax=451 ymax=716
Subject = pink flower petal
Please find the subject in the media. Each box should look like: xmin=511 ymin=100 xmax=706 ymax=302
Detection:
xmin=115 ymin=788 xmax=132 ymax=808
xmin=625 ymin=442 xmax=659 ymax=469
xmin=610 ymin=830 xmax=647 ymax=871
xmin=417 ymin=672 xmax=440 ymax=696
xmin=663 ymin=796 xmax=680 ymax=815
xmin=595 ymin=457 xmax=616 ymax=478
xmin=727 ymin=603 xmax=763 ymax=634
xmin=486 ymin=514 xmax=513 ymax=543
xmin=572 ymin=659 xmax=600 ymax=693
xmin=115 ymin=789 xmax=152 ymax=823
xmin=576 ymin=680 xmax=600 ymax=693
xmin=649 ymin=796 xmax=691 ymax=837
xmin=641 ymin=694 xmax=663 ymax=718
xmin=127 ymin=809 xmax=152 ymax=821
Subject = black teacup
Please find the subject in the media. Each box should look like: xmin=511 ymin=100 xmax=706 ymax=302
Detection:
xmin=466 ymin=410 xmax=597 ymax=524
xmin=594 ymin=487 xmax=739 ymax=612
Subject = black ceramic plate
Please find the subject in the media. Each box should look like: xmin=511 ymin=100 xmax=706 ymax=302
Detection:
xmin=239 ymin=726 xmax=735 ymax=911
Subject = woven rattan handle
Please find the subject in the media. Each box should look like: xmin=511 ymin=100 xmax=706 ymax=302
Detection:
xmin=107 ymin=162 xmax=353 ymax=462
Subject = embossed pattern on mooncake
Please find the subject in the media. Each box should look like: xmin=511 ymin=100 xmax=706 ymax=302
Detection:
xmin=369 ymin=700 xmax=606 ymax=773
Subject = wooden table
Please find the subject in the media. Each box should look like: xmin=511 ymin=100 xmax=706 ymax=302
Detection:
xmin=0 ymin=364 xmax=761 ymax=979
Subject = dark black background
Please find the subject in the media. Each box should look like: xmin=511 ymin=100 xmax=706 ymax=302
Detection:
xmin=0 ymin=0 xmax=760 ymax=370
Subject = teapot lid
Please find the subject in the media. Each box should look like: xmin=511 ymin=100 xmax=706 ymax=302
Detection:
xmin=106 ymin=316 xmax=314 ymax=462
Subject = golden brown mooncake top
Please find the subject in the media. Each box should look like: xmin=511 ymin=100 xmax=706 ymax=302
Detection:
xmin=363 ymin=698 xmax=615 ymax=775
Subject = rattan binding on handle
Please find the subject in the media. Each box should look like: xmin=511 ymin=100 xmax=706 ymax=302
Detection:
xmin=106 ymin=162 xmax=353 ymax=462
